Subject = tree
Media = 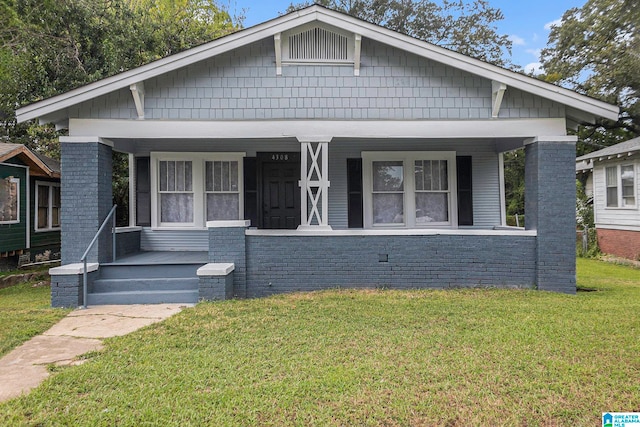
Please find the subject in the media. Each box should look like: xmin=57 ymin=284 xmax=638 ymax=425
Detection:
xmin=125 ymin=0 xmax=242 ymax=59
xmin=541 ymin=0 xmax=639 ymax=144
xmin=286 ymin=0 xmax=514 ymax=68
xmin=0 ymin=0 xmax=242 ymax=225
xmin=0 ymin=0 xmax=241 ymax=157
xmin=503 ymin=149 xmax=524 ymax=222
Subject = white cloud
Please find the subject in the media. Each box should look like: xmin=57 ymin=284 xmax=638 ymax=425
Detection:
xmin=524 ymin=62 xmax=544 ymax=75
xmin=509 ymin=35 xmax=526 ymax=46
xmin=544 ymin=18 xmax=562 ymax=30
xmin=532 ymin=33 xmax=539 ymax=42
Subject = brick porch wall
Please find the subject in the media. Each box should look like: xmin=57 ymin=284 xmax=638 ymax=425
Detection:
xmin=597 ymin=228 xmax=640 ymax=261
xmin=244 ymin=234 xmax=537 ymax=298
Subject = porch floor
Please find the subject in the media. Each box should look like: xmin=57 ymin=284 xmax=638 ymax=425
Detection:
xmin=110 ymin=251 xmax=208 ymax=265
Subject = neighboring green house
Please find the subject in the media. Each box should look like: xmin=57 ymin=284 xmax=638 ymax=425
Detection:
xmin=0 ymin=143 xmax=61 ymax=268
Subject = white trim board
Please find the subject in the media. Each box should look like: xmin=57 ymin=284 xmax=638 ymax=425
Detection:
xmin=67 ymin=118 xmax=569 ymax=140
xmin=16 ymin=5 xmax=618 ymax=124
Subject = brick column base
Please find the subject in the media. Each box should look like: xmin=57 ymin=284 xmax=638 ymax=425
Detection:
xmin=208 ymin=221 xmax=249 ymax=298
xmin=49 ymin=263 xmax=99 ymax=307
xmin=525 ymin=138 xmax=577 ymax=293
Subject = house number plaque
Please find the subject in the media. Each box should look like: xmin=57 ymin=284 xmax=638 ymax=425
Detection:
xmin=271 ymin=153 xmax=290 ymax=161
xmin=267 ymin=152 xmax=299 ymax=162
xmin=258 ymin=152 xmax=299 ymax=162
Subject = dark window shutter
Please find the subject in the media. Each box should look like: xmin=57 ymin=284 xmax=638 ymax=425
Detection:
xmin=244 ymin=157 xmax=258 ymax=227
xmin=135 ymin=157 xmax=151 ymax=226
xmin=456 ymin=156 xmax=473 ymax=226
xmin=347 ymin=158 xmax=363 ymax=228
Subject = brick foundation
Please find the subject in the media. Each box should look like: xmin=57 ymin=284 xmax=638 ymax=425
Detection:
xmin=597 ymin=228 xmax=640 ymax=261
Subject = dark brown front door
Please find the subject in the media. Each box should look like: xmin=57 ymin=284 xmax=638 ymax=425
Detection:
xmin=260 ymin=155 xmax=301 ymax=229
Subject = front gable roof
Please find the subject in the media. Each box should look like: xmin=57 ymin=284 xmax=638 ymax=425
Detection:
xmin=16 ymin=4 xmax=618 ymax=125
xmin=0 ymin=143 xmax=60 ymax=178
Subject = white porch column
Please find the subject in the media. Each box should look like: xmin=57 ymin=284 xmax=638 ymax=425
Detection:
xmin=128 ymin=153 xmax=136 ymax=227
xmin=297 ymin=137 xmax=332 ymax=230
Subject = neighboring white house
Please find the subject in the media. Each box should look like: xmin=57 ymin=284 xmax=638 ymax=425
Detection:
xmin=576 ymin=136 xmax=640 ymax=260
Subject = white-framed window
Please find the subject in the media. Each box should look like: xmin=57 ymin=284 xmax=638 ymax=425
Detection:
xmin=159 ymin=160 xmax=194 ymax=224
xmin=35 ymin=181 xmax=61 ymax=231
xmin=371 ymin=160 xmax=405 ymax=225
xmin=362 ymin=151 xmax=457 ymax=228
xmin=150 ymin=152 xmax=245 ymax=228
xmin=205 ymin=160 xmax=240 ymax=221
xmin=0 ymin=176 xmax=19 ymax=224
xmin=414 ymin=159 xmax=450 ymax=224
xmin=605 ymin=163 xmax=636 ymax=208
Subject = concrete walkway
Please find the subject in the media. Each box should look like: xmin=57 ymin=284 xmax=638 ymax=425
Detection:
xmin=0 ymin=304 xmax=191 ymax=403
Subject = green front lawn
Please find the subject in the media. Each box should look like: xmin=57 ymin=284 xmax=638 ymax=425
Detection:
xmin=1 ymin=258 xmax=638 ymax=426
xmin=0 ymin=280 xmax=70 ymax=357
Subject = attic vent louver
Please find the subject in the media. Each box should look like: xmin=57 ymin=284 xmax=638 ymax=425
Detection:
xmin=288 ymin=27 xmax=348 ymax=61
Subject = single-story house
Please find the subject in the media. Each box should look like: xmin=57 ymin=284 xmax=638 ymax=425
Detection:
xmin=0 ymin=143 xmax=61 ymax=268
xmin=576 ymin=136 xmax=640 ymax=260
xmin=16 ymin=5 xmax=619 ymax=306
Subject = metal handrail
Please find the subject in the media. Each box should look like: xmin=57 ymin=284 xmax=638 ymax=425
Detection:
xmin=80 ymin=204 xmax=117 ymax=308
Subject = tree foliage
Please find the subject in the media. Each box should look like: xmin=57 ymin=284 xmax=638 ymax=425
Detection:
xmin=541 ymin=0 xmax=639 ymax=142
xmin=0 ymin=0 xmax=241 ymax=226
xmin=0 ymin=0 xmax=241 ymax=156
xmin=503 ymin=148 xmax=524 ymax=218
xmin=287 ymin=0 xmax=514 ymax=68
xmin=125 ymin=0 xmax=242 ymax=59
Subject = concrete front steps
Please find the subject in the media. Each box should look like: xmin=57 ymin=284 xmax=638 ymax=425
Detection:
xmin=87 ymin=263 xmax=201 ymax=305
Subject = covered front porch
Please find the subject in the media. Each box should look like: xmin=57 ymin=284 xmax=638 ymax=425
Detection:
xmin=107 ymin=226 xmax=539 ymax=303
xmin=49 ymin=120 xmax=578 ymax=306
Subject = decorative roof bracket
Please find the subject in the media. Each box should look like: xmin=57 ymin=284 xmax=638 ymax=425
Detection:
xmin=274 ymin=33 xmax=282 ymax=76
xmin=491 ymin=80 xmax=507 ymax=118
xmin=130 ymin=82 xmax=145 ymax=119
xmin=354 ymin=34 xmax=362 ymax=76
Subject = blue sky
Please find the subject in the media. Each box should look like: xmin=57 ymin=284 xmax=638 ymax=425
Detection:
xmin=229 ymin=0 xmax=586 ymax=73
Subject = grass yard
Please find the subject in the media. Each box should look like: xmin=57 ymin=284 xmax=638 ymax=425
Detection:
xmin=0 ymin=258 xmax=639 ymax=426
xmin=0 ymin=279 xmax=70 ymax=357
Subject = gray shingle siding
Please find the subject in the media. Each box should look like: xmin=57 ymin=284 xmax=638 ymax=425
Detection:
xmin=71 ymin=38 xmax=565 ymax=121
